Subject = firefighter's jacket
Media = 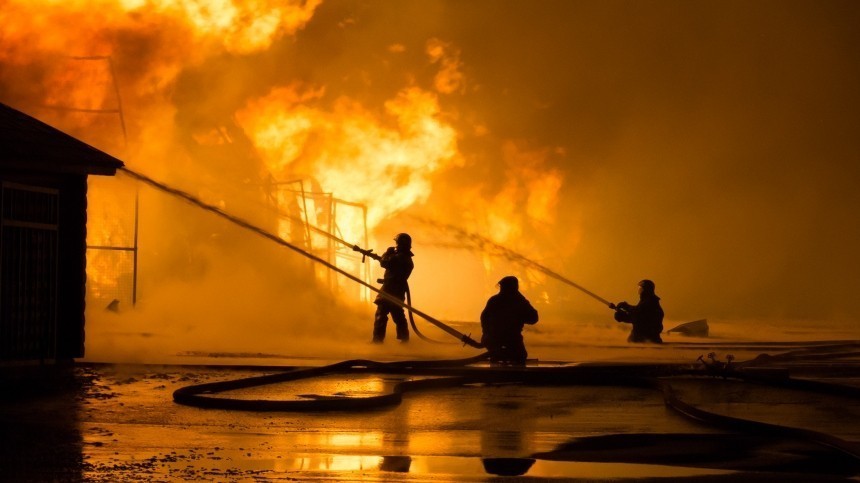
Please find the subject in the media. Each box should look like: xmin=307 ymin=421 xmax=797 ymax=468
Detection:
xmin=480 ymin=289 xmax=539 ymax=349
xmin=615 ymin=293 xmax=664 ymax=343
xmin=374 ymin=248 xmax=414 ymax=304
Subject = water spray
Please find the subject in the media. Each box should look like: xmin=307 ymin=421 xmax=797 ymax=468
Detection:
xmin=411 ymin=216 xmax=614 ymax=308
xmin=118 ymin=167 xmax=483 ymax=349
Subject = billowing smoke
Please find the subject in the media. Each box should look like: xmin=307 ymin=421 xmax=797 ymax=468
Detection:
xmin=1 ymin=1 xmax=858 ymax=362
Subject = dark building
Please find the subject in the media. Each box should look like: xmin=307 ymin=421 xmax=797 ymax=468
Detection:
xmin=0 ymin=102 xmax=123 ymax=365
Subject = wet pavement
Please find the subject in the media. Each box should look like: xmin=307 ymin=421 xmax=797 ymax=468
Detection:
xmin=2 ymin=347 xmax=860 ymax=482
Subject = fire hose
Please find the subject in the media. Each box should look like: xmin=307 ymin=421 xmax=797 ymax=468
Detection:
xmin=120 ymin=167 xmax=482 ymax=348
xmin=406 ymin=283 xmax=451 ymax=344
xmin=352 ymin=244 xmax=455 ymax=345
xmin=173 ymin=345 xmax=860 ymax=463
xmin=122 ymin=168 xmax=617 ymax=346
xmin=116 ymin=170 xmax=860 ymax=469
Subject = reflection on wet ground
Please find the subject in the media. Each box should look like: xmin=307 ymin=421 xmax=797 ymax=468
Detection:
xmin=1 ymin=342 xmax=859 ymax=481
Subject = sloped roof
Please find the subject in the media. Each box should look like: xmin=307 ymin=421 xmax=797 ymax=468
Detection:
xmin=0 ymin=102 xmax=124 ymax=176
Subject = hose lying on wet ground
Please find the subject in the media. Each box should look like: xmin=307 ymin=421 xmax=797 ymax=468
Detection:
xmin=174 ymin=342 xmax=860 ymax=462
xmin=122 ymin=168 xmax=860 ymax=463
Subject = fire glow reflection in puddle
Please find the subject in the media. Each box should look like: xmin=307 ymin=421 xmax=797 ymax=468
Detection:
xmin=257 ymin=454 xmax=738 ymax=479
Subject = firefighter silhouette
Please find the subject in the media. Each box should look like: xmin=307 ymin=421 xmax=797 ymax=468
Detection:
xmin=480 ymin=276 xmax=539 ymax=365
xmin=371 ymin=233 xmax=414 ymax=343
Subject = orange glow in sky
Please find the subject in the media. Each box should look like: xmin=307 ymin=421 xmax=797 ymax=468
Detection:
xmin=2 ymin=1 xmax=859 ymax=355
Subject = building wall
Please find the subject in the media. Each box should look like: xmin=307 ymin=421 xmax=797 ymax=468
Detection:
xmin=0 ymin=170 xmax=87 ymax=361
xmin=57 ymin=175 xmax=87 ymax=359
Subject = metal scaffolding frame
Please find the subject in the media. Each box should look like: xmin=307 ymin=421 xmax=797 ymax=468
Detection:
xmin=269 ymin=179 xmax=372 ymax=301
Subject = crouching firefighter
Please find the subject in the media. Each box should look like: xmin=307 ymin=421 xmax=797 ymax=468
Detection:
xmin=611 ymin=279 xmax=664 ymax=343
xmin=354 ymin=233 xmax=414 ymax=344
xmin=480 ymin=276 xmax=539 ymax=365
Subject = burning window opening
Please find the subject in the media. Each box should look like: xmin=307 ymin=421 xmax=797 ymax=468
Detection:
xmin=86 ymin=175 xmax=139 ymax=312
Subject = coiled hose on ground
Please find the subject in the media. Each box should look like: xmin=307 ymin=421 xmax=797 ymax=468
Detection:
xmin=174 ymin=342 xmax=860 ymax=462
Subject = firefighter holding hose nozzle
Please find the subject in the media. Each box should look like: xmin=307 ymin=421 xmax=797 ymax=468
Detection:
xmin=611 ymin=279 xmax=664 ymax=343
xmin=355 ymin=233 xmax=414 ymax=344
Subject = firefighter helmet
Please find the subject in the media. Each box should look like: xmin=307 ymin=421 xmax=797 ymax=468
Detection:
xmin=638 ymin=279 xmax=656 ymax=292
xmin=498 ymin=275 xmax=519 ymax=290
xmin=394 ymin=233 xmax=412 ymax=248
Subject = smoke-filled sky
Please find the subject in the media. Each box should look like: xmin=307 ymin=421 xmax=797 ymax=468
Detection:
xmin=365 ymin=0 xmax=860 ymax=323
xmin=2 ymin=0 xmax=859 ymax=354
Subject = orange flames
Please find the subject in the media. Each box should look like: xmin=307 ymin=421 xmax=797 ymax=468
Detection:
xmin=1 ymin=0 xmax=321 ymax=57
xmin=236 ymin=84 xmax=460 ymax=228
xmin=1 ymin=0 xmax=568 ymax=308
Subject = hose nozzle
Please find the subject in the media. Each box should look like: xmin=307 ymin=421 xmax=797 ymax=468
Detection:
xmin=460 ymin=333 xmax=483 ymax=349
xmin=352 ymin=245 xmax=380 ymax=262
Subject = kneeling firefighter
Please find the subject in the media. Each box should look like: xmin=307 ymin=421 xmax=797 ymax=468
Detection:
xmin=354 ymin=233 xmax=414 ymax=344
xmin=611 ymin=279 xmax=664 ymax=343
xmin=480 ymin=276 xmax=539 ymax=365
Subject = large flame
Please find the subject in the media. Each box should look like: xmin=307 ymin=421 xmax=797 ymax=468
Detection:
xmin=236 ymin=84 xmax=460 ymax=228
xmin=0 ymin=0 xmax=567 ymax=314
xmin=1 ymin=0 xmax=321 ymax=57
